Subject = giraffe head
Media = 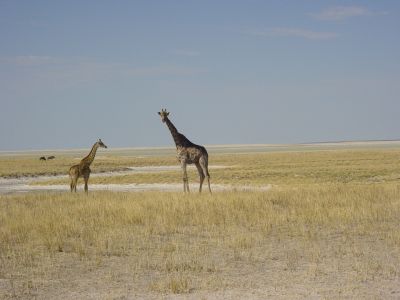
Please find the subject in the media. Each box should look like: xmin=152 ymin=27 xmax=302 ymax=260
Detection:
xmin=158 ymin=109 xmax=170 ymax=123
xmin=97 ymin=138 xmax=108 ymax=148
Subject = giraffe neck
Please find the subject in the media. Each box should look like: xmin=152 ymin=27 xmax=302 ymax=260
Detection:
xmin=80 ymin=143 xmax=99 ymax=167
xmin=165 ymin=118 xmax=183 ymax=148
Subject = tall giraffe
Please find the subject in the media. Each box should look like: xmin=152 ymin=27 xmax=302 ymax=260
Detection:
xmin=69 ymin=139 xmax=108 ymax=193
xmin=158 ymin=109 xmax=211 ymax=193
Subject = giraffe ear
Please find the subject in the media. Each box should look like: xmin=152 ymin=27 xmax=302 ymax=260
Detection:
xmin=158 ymin=112 xmax=161 ymax=115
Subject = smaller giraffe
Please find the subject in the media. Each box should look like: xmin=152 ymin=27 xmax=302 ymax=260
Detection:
xmin=69 ymin=139 xmax=107 ymax=193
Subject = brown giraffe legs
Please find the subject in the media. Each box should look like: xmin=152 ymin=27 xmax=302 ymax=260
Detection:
xmin=71 ymin=176 xmax=78 ymax=193
xmin=69 ymin=166 xmax=79 ymax=192
xmin=181 ymin=161 xmax=190 ymax=193
xmin=199 ymin=156 xmax=211 ymax=194
xmin=195 ymin=162 xmax=205 ymax=193
xmin=83 ymin=169 xmax=90 ymax=194
xmin=206 ymin=175 xmax=211 ymax=194
xmin=83 ymin=176 xmax=89 ymax=193
xmin=70 ymin=177 xmax=78 ymax=192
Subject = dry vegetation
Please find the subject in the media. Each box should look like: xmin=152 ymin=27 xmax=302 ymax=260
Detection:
xmin=1 ymin=146 xmax=400 ymax=299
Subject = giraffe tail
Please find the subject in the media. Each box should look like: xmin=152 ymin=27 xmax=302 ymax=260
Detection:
xmin=202 ymin=153 xmax=212 ymax=194
xmin=206 ymin=153 xmax=210 ymax=177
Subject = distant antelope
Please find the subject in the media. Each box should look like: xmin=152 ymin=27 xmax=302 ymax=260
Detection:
xmin=47 ymin=156 xmax=56 ymax=160
xmin=158 ymin=109 xmax=211 ymax=193
xmin=39 ymin=156 xmax=46 ymax=161
xmin=69 ymin=139 xmax=108 ymax=193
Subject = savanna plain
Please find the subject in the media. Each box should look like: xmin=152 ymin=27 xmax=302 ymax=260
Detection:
xmin=1 ymin=143 xmax=400 ymax=299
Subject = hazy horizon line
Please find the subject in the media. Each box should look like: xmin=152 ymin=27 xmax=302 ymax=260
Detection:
xmin=1 ymin=138 xmax=400 ymax=153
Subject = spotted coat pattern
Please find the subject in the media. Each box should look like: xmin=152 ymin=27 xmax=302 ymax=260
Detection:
xmin=69 ymin=139 xmax=107 ymax=193
xmin=159 ymin=109 xmax=211 ymax=193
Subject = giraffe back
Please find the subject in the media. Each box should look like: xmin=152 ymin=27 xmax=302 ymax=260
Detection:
xmin=177 ymin=144 xmax=208 ymax=164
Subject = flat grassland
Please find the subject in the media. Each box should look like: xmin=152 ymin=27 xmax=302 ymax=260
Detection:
xmin=1 ymin=144 xmax=400 ymax=299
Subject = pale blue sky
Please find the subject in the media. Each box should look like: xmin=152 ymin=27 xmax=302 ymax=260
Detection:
xmin=0 ymin=1 xmax=399 ymax=150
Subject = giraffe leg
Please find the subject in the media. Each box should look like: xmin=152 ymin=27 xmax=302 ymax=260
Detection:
xmin=181 ymin=161 xmax=189 ymax=193
xmin=70 ymin=176 xmax=73 ymax=192
xmin=84 ymin=177 xmax=88 ymax=193
xmin=69 ymin=166 xmax=80 ymax=193
xmin=195 ymin=162 xmax=205 ymax=193
xmin=83 ymin=171 xmax=90 ymax=194
xmin=72 ymin=177 xmax=78 ymax=192
xmin=200 ymin=156 xmax=211 ymax=194
xmin=206 ymin=176 xmax=211 ymax=194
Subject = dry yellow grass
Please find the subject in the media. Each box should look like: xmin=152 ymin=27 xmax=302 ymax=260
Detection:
xmin=1 ymin=146 xmax=400 ymax=298
xmin=1 ymin=185 xmax=400 ymax=298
